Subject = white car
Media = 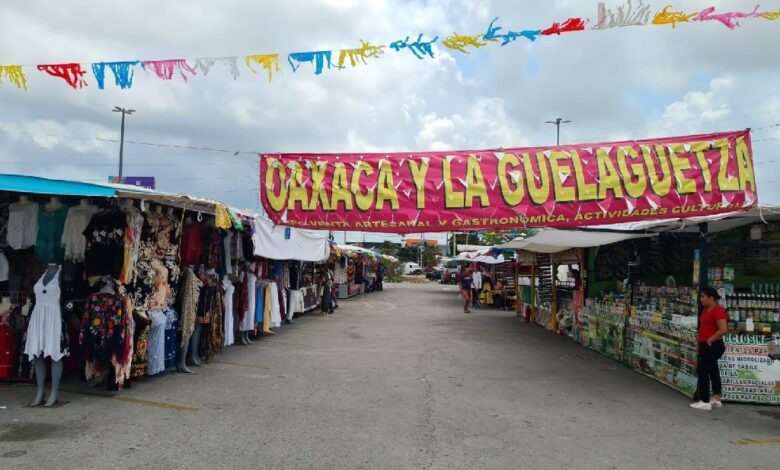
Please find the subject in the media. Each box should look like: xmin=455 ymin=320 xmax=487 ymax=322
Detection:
xmin=401 ymin=262 xmax=423 ymax=275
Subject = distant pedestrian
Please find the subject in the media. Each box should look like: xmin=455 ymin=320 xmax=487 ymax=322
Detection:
xmin=690 ymin=286 xmax=729 ymax=411
xmin=376 ymin=265 xmax=384 ymax=291
xmin=460 ymin=268 xmax=473 ymax=313
xmin=472 ymin=267 xmax=482 ymax=308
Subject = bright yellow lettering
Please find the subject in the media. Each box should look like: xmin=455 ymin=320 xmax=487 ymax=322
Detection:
xmin=307 ymin=162 xmax=332 ymax=211
xmin=549 ymin=151 xmax=575 ymax=203
xmin=330 ymin=163 xmax=353 ymax=210
xmin=571 ymin=150 xmax=597 ymax=201
xmin=641 ymin=145 xmax=672 ymax=197
xmin=668 ymin=144 xmax=697 ymax=195
xmin=522 ymin=152 xmax=550 ymax=205
xmin=264 ymin=159 xmax=287 ymax=212
xmin=375 ymin=161 xmax=399 ymax=210
xmin=596 ymin=148 xmax=624 ymax=199
xmin=616 ymin=146 xmax=647 ymax=199
xmin=443 ymin=157 xmax=465 ymax=209
xmin=498 ymin=153 xmax=524 ymax=206
xmin=690 ymin=142 xmax=712 ymax=192
xmin=287 ymin=162 xmax=309 ymax=210
xmin=735 ymin=136 xmax=756 ymax=192
xmin=715 ymin=138 xmax=739 ymax=192
xmin=464 ymin=155 xmax=489 ymax=208
xmin=351 ymin=162 xmax=375 ymax=211
xmin=408 ymin=159 xmax=429 ymax=210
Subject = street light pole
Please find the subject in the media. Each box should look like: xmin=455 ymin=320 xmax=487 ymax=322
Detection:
xmin=112 ymin=106 xmax=135 ymax=181
xmin=545 ymin=117 xmax=571 ymax=146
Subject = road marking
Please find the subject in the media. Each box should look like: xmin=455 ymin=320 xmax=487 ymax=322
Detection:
xmin=733 ymin=437 xmax=780 ymax=446
xmin=211 ymin=360 xmax=271 ymax=370
xmin=61 ymin=388 xmax=198 ymax=413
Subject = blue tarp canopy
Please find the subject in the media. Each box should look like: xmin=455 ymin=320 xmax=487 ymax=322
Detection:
xmin=0 ymin=174 xmax=152 ymax=198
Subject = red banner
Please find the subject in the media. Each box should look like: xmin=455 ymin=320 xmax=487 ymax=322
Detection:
xmin=260 ymin=129 xmax=757 ymax=233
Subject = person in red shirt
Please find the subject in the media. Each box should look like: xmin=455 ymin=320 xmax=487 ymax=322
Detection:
xmin=690 ymin=286 xmax=729 ymax=411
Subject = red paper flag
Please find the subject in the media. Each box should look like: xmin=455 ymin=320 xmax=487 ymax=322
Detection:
xmin=37 ymin=63 xmax=88 ymax=89
xmin=542 ymin=18 xmax=587 ymax=36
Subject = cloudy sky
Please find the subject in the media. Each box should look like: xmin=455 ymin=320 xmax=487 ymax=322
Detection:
xmin=1 ymin=0 xmax=779 ymax=245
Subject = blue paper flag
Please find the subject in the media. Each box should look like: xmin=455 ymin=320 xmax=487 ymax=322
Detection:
xmin=288 ymin=51 xmax=332 ymax=75
xmin=389 ymin=34 xmax=438 ymax=59
xmin=92 ymin=61 xmax=139 ymax=89
xmin=484 ymin=17 xmax=542 ymax=45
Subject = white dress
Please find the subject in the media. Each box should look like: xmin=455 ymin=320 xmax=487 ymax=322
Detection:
xmin=269 ymin=281 xmax=282 ymax=328
xmin=24 ymin=268 xmax=67 ymax=361
xmin=240 ymin=273 xmax=256 ymax=332
xmin=222 ymin=278 xmax=235 ymax=346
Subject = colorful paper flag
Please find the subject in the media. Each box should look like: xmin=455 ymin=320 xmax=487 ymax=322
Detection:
xmin=0 ymin=65 xmax=28 ymax=91
xmin=36 ymin=63 xmax=88 ymax=89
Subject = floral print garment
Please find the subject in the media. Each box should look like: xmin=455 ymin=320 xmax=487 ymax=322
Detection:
xmin=80 ymin=292 xmax=129 ymax=381
xmin=82 ymin=211 xmax=127 ymax=278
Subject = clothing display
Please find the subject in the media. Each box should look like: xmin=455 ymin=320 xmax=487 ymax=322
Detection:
xmin=61 ymin=203 xmax=100 ymax=262
xmin=180 ymin=222 xmax=203 ymax=266
xmin=83 ymin=210 xmax=127 ymax=278
xmin=179 ymin=267 xmax=203 ymax=348
xmin=222 ymin=278 xmax=235 ymax=347
xmin=163 ymin=308 xmax=178 ymax=369
xmin=241 ymin=272 xmax=257 ymax=332
xmin=24 ymin=268 xmax=68 ymax=361
xmin=0 ymin=190 xmax=330 ymax=393
xmin=79 ymin=290 xmax=131 ymax=385
xmin=7 ymin=200 xmax=39 ymax=250
xmin=35 ymin=204 xmax=69 ymax=263
xmin=146 ymin=310 xmax=167 ymax=376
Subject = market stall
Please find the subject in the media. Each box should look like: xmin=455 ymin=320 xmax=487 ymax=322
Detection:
xmin=0 ymin=174 xmax=329 ymax=400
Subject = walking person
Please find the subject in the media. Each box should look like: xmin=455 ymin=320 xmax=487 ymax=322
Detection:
xmin=472 ymin=267 xmax=482 ymax=308
xmin=690 ymin=286 xmax=729 ymax=410
xmin=376 ymin=265 xmax=384 ymax=291
xmin=320 ymin=271 xmax=334 ymax=316
xmin=460 ymin=268 xmax=473 ymax=313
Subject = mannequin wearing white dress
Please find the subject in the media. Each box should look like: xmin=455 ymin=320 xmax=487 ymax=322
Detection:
xmin=25 ymin=264 xmax=65 ymax=407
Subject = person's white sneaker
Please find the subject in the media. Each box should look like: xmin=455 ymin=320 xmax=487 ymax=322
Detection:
xmin=711 ymin=399 xmax=723 ymax=408
xmin=689 ymin=401 xmax=712 ymax=411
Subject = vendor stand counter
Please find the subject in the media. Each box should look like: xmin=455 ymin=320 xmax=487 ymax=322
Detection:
xmin=338 ymin=283 xmax=363 ymax=299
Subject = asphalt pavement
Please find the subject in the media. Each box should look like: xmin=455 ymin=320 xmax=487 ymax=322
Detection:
xmin=1 ymin=282 xmax=779 ymax=469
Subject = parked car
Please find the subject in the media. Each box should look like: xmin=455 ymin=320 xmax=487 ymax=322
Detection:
xmin=425 ymin=266 xmax=443 ymax=280
xmin=401 ymin=262 xmax=423 ymax=275
xmin=440 ymin=268 xmax=461 ymax=284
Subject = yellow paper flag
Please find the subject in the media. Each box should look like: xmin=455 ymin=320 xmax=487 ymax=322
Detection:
xmin=0 ymin=65 xmax=28 ymax=91
xmin=245 ymin=54 xmax=281 ymax=82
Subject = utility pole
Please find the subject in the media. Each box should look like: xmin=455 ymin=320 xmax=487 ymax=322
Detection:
xmin=112 ymin=106 xmax=135 ymax=181
xmin=545 ymin=117 xmax=571 ymax=146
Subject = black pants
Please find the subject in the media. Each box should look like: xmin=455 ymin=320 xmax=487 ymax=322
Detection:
xmin=472 ymin=288 xmax=480 ymax=306
xmin=697 ymin=340 xmax=725 ymax=403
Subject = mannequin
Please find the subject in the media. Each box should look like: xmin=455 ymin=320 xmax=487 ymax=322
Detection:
xmin=123 ymin=199 xmax=135 ymax=211
xmin=18 ymin=195 xmax=29 ymax=204
xmin=166 ymin=207 xmax=175 ymax=216
xmin=27 ymin=263 xmax=65 ymax=407
xmin=176 ymin=266 xmax=201 ymax=374
xmin=79 ymin=198 xmax=91 ymax=207
xmin=155 ymin=205 xmax=163 ymax=215
xmin=45 ymin=197 xmax=63 ymax=211
xmin=188 ymin=265 xmax=206 ymax=367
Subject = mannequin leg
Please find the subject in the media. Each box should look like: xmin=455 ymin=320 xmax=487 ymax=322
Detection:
xmin=31 ymin=357 xmax=47 ymax=407
xmin=245 ymin=330 xmax=253 ymax=344
xmin=177 ymin=331 xmax=194 ymax=374
xmin=189 ymin=324 xmax=202 ymax=366
xmin=239 ymin=331 xmax=248 ymax=345
xmin=44 ymin=360 xmax=63 ymax=407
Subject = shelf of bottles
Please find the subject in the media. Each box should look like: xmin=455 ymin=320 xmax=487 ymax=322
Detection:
xmin=724 ymin=288 xmax=780 ymax=334
xmin=629 ymin=285 xmax=698 ymax=343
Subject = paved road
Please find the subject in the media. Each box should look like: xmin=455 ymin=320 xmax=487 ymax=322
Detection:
xmin=1 ymin=283 xmax=778 ymax=469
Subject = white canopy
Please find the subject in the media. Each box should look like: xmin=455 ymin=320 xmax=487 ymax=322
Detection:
xmin=251 ymin=216 xmax=331 ymax=262
xmin=497 ymin=229 xmax=652 ymax=254
xmin=457 ymin=244 xmax=491 ymax=252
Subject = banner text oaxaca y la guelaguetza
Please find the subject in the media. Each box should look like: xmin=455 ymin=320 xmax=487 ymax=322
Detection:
xmin=260 ymin=129 xmax=757 ymax=233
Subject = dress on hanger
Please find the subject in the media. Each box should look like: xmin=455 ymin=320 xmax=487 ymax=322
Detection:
xmin=7 ymin=200 xmax=39 ymax=250
xmin=24 ymin=268 xmax=67 ymax=361
xmin=146 ymin=310 xmax=167 ymax=376
xmin=222 ymin=278 xmax=234 ymax=347
xmin=62 ymin=204 xmax=100 ymax=262
xmin=35 ymin=205 xmax=69 ymax=263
